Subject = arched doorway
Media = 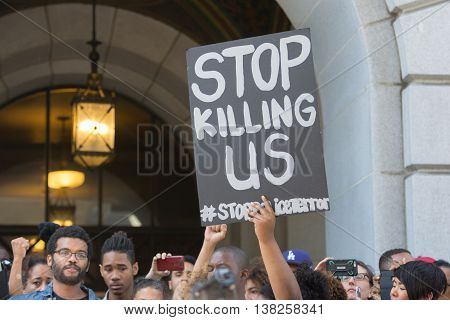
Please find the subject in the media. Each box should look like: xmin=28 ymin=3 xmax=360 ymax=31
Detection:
xmin=0 ymin=0 xmax=292 ymax=290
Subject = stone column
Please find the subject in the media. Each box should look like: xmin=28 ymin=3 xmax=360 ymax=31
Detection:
xmin=389 ymin=0 xmax=450 ymax=261
xmin=277 ymin=0 xmax=405 ymax=269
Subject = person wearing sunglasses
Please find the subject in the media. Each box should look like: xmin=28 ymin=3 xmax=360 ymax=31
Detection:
xmin=10 ymin=226 xmax=96 ymax=300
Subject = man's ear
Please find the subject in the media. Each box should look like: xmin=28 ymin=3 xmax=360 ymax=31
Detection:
xmin=132 ymin=262 xmax=139 ymax=276
xmin=85 ymin=261 xmax=90 ymax=273
xmin=99 ymin=264 xmax=104 ymax=277
xmin=47 ymin=254 xmax=52 ymax=267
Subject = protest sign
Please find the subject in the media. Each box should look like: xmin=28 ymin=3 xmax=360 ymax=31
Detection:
xmin=186 ymin=29 xmax=329 ymax=226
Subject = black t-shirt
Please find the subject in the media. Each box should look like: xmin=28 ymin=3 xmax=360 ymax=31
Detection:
xmin=53 ymin=292 xmax=89 ymax=300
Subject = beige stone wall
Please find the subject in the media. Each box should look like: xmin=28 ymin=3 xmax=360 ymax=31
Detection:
xmin=389 ymin=0 xmax=450 ymax=260
xmin=275 ymin=0 xmax=450 ymax=267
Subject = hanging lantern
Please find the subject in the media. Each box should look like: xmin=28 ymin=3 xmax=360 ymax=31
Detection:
xmin=72 ymin=0 xmax=115 ymax=168
xmin=72 ymin=83 xmax=115 ymax=168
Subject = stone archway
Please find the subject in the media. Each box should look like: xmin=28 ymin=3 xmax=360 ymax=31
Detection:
xmin=0 ymin=4 xmax=197 ymax=125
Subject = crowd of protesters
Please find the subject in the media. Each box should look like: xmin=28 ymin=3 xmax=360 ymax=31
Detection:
xmin=1 ymin=196 xmax=448 ymax=300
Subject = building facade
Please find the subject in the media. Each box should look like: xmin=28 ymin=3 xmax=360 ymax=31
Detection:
xmin=0 ymin=0 xmax=449 ymax=271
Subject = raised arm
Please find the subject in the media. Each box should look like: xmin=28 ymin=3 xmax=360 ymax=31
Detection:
xmin=172 ymin=224 xmax=227 ymax=300
xmin=249 ymin=196 xmax=302 ymax=300
xmin=8 ymin=237 xmax=30 ymax=296
xmin=193 ymin=224 xmax=227 ymax=275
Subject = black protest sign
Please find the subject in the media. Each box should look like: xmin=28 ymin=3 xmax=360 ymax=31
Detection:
xmin=186 ymin=29 xmax=329 ymax=226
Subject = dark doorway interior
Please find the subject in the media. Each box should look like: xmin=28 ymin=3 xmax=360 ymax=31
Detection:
xmin=0 ymin=89 xmax=201 ymax=292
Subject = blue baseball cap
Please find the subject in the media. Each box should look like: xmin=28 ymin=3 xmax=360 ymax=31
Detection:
xmin=282 ymin=249 xmax=313 ymax=267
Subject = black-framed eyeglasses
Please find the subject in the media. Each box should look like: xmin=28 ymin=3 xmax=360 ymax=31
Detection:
xmin=55 ymin=248 xmax=88 ymax=260
xmin=339 ymin=273 xmax=370 ymax=282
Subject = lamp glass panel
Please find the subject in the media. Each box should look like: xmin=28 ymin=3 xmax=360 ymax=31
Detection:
xmin=74 ymin=102 xmax=115 ymax=153
xmin=48 ymin=170 xmax=85 ymax=189
xmin=74 ymin=154 xmax=109 ymax=167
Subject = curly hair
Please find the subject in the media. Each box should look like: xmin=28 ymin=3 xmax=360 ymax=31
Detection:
xmin=247 ymin=259 xmax=269 ymax=289
xmin=324 ymin=272 xmax=347 ymax=300
xmin=295 ymin=263 xmax=330 ymax=300
xmin=46 ymin=226 xmax=92 ymax=259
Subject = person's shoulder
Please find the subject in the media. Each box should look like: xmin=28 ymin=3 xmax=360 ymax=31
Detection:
xmin=8 ymin=291 xmax=46 ymax=300
xmin=81 ymin=285 xmax=98 ymax=300
xmin=9 ymin=282 xmax=53 ymax=300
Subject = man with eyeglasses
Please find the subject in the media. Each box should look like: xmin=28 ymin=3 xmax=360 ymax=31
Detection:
xmin=9 ymin=226 xmax=96 ymax=300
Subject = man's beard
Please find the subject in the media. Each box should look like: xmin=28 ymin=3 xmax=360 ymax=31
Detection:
xmin=52 ymin=262 xmax=86 ymax=285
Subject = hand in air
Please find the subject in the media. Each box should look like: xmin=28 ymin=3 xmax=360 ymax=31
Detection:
xmin=11 ymin=237 xmax=30 ymax=260
xmin=204 ymin=224 xmax=227 ymax=245
xmin=247 ymin=195 xmax=276 ymax=244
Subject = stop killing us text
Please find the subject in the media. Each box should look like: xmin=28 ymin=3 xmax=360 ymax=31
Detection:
xmin=189 ymin=34 xmax=329 ymax=222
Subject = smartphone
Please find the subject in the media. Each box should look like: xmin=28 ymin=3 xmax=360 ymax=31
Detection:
xmin=156 ymin=256 xmax=185 ymax=272
xmin=380 ymin=270 xmax=393 ymax=300
xmin=326 ymin=259 xmax=358 ymax=277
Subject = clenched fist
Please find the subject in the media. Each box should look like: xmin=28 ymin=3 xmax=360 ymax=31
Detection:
xmin=11 ymin=237 xmax=30 ymax=260
xmin=204 ymin=224 xmax=227 ymax=245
